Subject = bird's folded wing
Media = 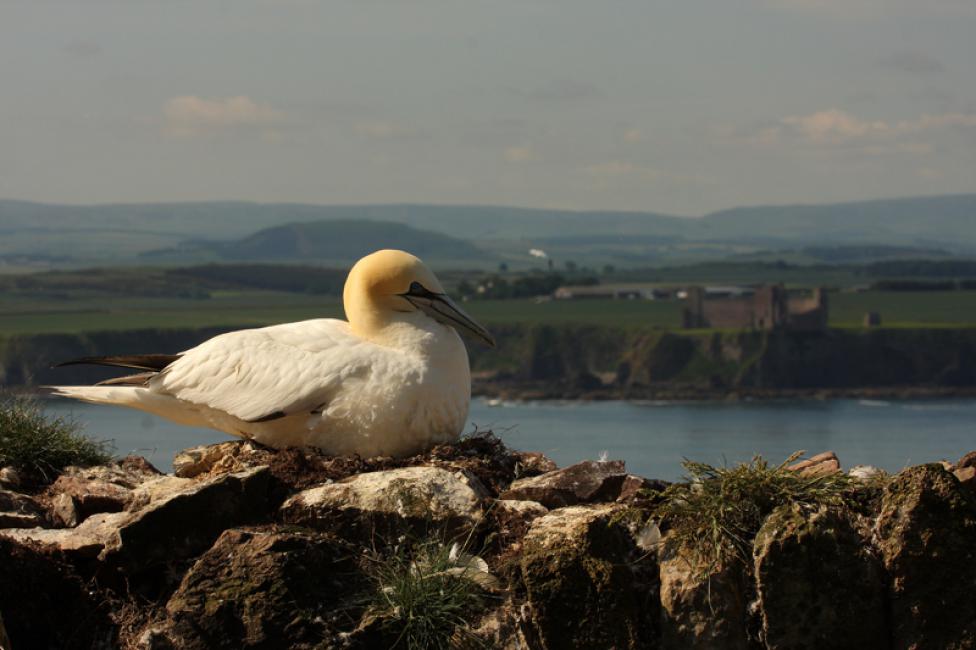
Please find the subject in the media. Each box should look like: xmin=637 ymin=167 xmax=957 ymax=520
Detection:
xmin=155 ymin=319 xmax=373 ymax=422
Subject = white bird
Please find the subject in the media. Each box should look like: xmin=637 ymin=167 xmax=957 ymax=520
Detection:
xmin=49 ymin=249 xmax=495 ymax=458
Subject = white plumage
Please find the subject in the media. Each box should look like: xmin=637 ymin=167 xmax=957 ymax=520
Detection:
xmin=50 ymin=249 xmax=494 ymax=458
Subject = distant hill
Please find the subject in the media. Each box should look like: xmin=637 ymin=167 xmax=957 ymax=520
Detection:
xmin=144 ymin=219 xmax=489 ymax=265
xmin=2 ymin=194 xmax=975 ymax=270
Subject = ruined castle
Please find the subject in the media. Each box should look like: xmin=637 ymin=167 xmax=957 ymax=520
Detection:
xmin=682 ymin=285 xmax=828 ymax=331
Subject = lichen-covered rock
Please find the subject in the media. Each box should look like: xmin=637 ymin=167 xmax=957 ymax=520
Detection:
xmin=753 ymin=504 xmax=885 ymax=650
xmin=500 ymin=459 xmax=630 ymax=508
xmin=280 ymin=466 xmax=489 ymax=540
xmin=148 ymin=527 xmax=363 ymax=649
xmin=492 ymin=499 xmax=548 ymax=548
xmin=2 ymin=467 xmax=272 ymax=570
xmin=0 ymin=488 xmax=45 ymax=528
xmin=954 ymin=466 xmax=976 ymax=490
xmin=875 ymin=464 xmax=976 ymax=649
xmin=518 ymin=504 xmax=657 ymax=649
xmin=658 ymin=541 xmax=750 ymax=650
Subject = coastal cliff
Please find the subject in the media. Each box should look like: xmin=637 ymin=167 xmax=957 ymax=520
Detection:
xmin=5 ymin=325 xmax=976 ymax=399
xmin=1 ymin=433 xmax=975 ymax=649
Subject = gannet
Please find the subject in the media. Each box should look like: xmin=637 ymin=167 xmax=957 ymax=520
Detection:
xmin=49 ymin=249 xmax=495 ymax=458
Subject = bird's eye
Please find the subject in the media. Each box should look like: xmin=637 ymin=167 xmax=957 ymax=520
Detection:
xmin=409 ymin=281 xmax=425 ymax=294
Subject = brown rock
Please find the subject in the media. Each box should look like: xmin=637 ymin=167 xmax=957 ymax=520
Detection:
xmin=957 ymin=450 xmax=976 ymax=470
xmin=0 ymin=467 xmax=20 ymax=488
xmin=491 ymin=499 xmax=548 ymax=548
xmin=875 ymin=464 xmax=976 ymax=649
xmin=150 ymin=526 xmax=364 ymax=649
xmin=753 ymin=504 xmax=885 ymax=650
xmin=617 ymin=474 xmax=669 ymax=503
xmin=518 ymin=504 xmax=657 ymax=649
xmin=955 ymin=466 xmax=976 ymax=489
xmin=0 ymin=488 xmax=45 ymax=528
xmin=172 ymin=441 xmax=267 ymax=479
xmin=659 ymin=540 xmax=750 ymax=650
xmin=45 ymin=457 xmax=164 ymax=525
xmin=281 ymin=466 xmax=489 ymax=540
xmin=2 ymin=466 xmax=273 ymax=569
xmin=788 ymin=451 xmax=840 ymax=477
xmin=499 ymin=459 xmax=629 ymax=508
xmin=0 ymin=536 xmax=113 ymax=649
xmin=513 ymin=451 xmax=558 ymax=476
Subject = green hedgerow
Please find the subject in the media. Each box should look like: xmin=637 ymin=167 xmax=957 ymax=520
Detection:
xmin=652 ymin=451 xmax=857 ymax=574
xmin=0 ymin=394 xmax=113 ymax=483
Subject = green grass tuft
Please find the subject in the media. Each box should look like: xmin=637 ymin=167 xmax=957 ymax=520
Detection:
xmin=365 ymin=539 xmax=491 ymax=650
xmin=652 ymin=452 xmax=856 ymax=573
xmin=0 ymin=394 xmax=113 ymax=483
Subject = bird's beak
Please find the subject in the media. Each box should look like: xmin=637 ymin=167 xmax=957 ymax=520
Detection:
xmin=401 ymin=284 xmax=496 ymax=347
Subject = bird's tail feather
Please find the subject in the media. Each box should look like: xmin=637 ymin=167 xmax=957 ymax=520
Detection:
xmin=45 ymin=385 xmax=144 ymax=407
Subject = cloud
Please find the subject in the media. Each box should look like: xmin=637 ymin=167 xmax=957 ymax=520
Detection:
xmin=504 ymin=145 xmax=538 ymax=163
xmin=879 ymin=50 xmax=945 ymax=75
xmin=754 ymin=108 xmax=976 ymax=153
xmin=162 ymin=96 xmax=283 ymax=136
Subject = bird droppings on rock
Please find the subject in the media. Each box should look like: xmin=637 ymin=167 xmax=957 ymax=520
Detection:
xmin=1 ymin=437 xmax=975 ymax=649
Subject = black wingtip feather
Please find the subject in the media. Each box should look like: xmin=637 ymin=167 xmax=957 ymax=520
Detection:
xmin=54 ymin=354 xmax=180 ymax=372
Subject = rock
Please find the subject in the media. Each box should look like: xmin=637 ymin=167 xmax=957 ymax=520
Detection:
xmin=499 ymin=459 xmax=630 ymax=508
xmin=281 ymin=466 xmax=489 ymax=540
xmin=518 ymin=504 xmax=657 ymax=649
xmin=0 ymin=467 xmax=20 ymax=488
xmin=788 ymin=451 xmax=840 ymax=477
xmin=0 ymin=610 xmax=10 ymax=650
xmin=954 ymin=466 xmax=976 ymax=489
xmin=51 ymin=492 xmax=80 ymax=527
xmin=491 ymin=499 xmax=548 ymax=549
xmin=513 ymin=451 xmax=558 ymax=476
xmin=617 ymin=474 xmax=669 ymax=503
xmin=150 ymin=527 xmax=363 ymax=649
xmin=0 ymin=536 xmax=113 ymax=649
xmin=172 ymin=441 xmax=266 ymax=479
xmin=0 ymin=488 xmax=45 ymax=529
xmin=659 ymin=539 xmax=750 ymax=650
xmin=1 ymin=467 xmax=272 ymax=571
xmin=753 ymin=504 xmax=885 ymax=649
xmin=957 ymin=450 xmax=976 ymax=470
xmin=875 ymin=464 xmax=976 ymax=649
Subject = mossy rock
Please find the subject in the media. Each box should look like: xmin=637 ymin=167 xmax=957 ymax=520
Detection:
xmin=658 ymin=538 xmax=751 ymax=650
xmin=875 ymin=464 xmax=976 ymax=649
xmin=159 ymin=526 xmax=365 ymax=649
xmin=753 ymin=504 xmax=885 ymax=650
xmin=518 ymin=504 xmax=657 ymax=649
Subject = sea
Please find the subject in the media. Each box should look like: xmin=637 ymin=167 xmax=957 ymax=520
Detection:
xmin=41 ymin=397 xmax=976 ymax=481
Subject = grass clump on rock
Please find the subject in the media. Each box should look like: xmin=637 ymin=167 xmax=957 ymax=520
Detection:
xmin=0 ymin=394 xmax=112 ymax=483
xmin=653 ymin=451 xmax=856 ymax=573
xmin=365 ymin=538 xmax=493 ymax=650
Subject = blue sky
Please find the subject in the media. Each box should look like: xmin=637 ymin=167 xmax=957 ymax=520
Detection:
xmin=1 ymin=0 xmax=974 ymax=215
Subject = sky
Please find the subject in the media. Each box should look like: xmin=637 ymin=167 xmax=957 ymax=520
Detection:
xmin=1 ymin=0 xmax=974 ymax=216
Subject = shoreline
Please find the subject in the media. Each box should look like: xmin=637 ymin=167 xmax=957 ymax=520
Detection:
xmin=472 ymin=380 xmax=976 ymax=403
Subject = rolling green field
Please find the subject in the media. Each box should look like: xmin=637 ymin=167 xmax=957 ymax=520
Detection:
xmin=2 ymin=289 xmax=976 ymax=336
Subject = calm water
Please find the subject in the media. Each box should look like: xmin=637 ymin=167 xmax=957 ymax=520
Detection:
xmin=43 ymin=397 xmax=976 ymax=481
